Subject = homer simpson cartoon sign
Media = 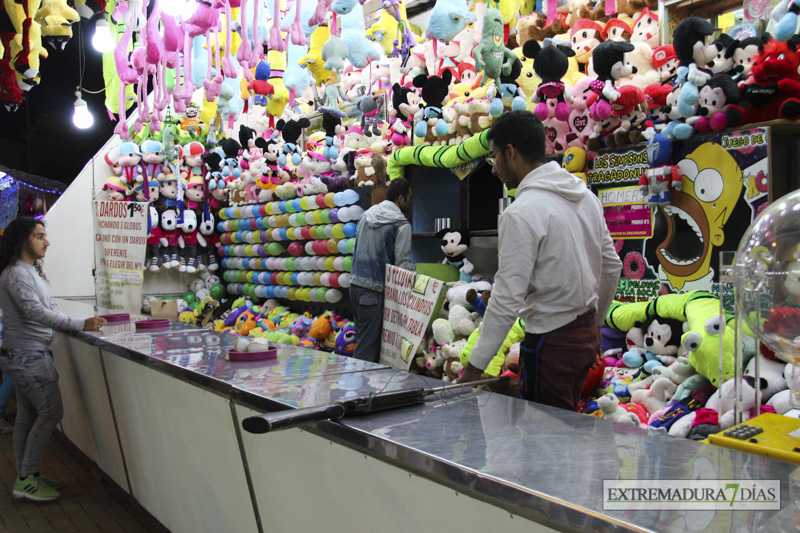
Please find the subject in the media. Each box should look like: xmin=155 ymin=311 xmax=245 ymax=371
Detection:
xmin=587 ymin=128 xmax=769 ymax=304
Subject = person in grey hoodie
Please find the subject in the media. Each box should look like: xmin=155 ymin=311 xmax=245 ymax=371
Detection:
xmin=460 ymin=111 xmax=622 ymax=411
xmin=350 ymin=178 xmax=414 ymax=363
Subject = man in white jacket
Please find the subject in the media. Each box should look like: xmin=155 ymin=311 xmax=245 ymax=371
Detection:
xmin=460 ymin=111 xmax=622 ymax=411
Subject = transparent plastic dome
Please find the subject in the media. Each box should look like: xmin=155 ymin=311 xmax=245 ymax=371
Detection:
xmin=735 ymin=189 xmax=800 ymax=407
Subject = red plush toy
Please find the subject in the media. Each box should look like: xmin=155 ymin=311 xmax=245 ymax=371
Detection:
xmin=726 ymin=37 xmax=800 ymax=127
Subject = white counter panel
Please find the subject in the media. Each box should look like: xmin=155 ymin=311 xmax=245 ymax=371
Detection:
xmin=52 ymin=333 xmax=128 ymax=490
xmin=236 ymin=403 xmax=558 ymax=533
xmin=103 ymin=353 xmax=258 ymax=533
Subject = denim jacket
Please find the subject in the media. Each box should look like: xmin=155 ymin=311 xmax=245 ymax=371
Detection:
xmin=350 ymin=201 xmax=413 ymax=292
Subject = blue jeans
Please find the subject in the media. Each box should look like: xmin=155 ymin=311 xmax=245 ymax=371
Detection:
xmin=0 ymin=349 xmax=63 ymax=478
xmin=0 ymin=359 xmax=14 ymax=419
xmin=349 ymin=285 xmax=384 ymax=363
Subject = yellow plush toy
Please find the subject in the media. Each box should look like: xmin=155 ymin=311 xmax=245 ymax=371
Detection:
xmin=301 ymin=24 xmax=330 ymax=86
xmin=366 ymin=8 xmax=400 ymax=57
xmin=35 ymin=0 xmax=79 ymax=50
xmin=10 ymin=18 xmax=47 ymax=91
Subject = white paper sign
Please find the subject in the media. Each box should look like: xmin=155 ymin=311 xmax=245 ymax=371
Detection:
xmin=379 ymin=265 xmax=444 ymax=370
xmin=93 ymin=200 xmax=148 ymax=314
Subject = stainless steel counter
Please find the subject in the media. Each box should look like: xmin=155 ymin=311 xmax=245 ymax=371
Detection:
xmin=57 ymin=299 xmax=800 ymax=533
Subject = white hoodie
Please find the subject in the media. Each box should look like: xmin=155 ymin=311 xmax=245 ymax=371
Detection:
xmin=469 ymin=161 xmax=622 ymax=371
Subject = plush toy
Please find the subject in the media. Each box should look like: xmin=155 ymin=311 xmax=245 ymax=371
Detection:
xmin=437 ymin=228 xmax=474 ymax=282
xmin=523 ymin=38 xmax=576 ymax=122
xmin=340 ymin=2 xmax=381 ymax=68
xmin=424 ymin=0 xmax=475 ymax=46
xmin=356 ymin=94 xmax=383 ymax=138
xmin=276 ymin=117 xmax=311 ymax=166
xmin=446 ymin=280 xmax=493 ymax=311
xmin=673 ymin=17 xmax=717 ymax=118
xmin=36 ymin=0 xmax=80 ymax=51
xmin=473 ymin=8 xmax=516 ymax=90
xmin=413 ymin=71 xmax=453 ymax=140
xmin=103 ymin=176 xmax=128 ymax=201
xmin=635 ymin=315 xmax=683 ymax=368
xmin=597 ymin=393 xmax=640 ymax=426
xmin=727 ymin=38 xmax=800 ymax=127
xmin=388 ymin=83 xmax=422 ymax=148
xmin=592 ymin=366 xmax=654 ymax=402
xmin=176 ymin=209 xmax=199 ymax=273
xmin=637 ymin=134 xmax=682 ymax=206
xmin=588 ymin=40 xmax=634 ymax=124
xmin=564 ymin=76 xmax=594 ymax=148
xmin=629 ymin=7 xmax=658 ymax=48
xmin=608 ymin=84 xmax=651 ymax=147
xmin=708 ymin=34 xmax=737 ymax=77
xmin=602 ymin=18 xmax=631 ymax=42
xmin=691 ymin=73 xmax=740 ymax=134
xmin=618 ymin=42 xmax=659 ymax=89
xmin=562 ymin=146 xmax=587 ymax=185
xmin=731 ymin=34 xmax=771 ymax=84
xmin=651 ymin=45 xmax=678 ymax=84
xmin=117 ymin=141 xmax=143 ymax=185
xmin=460 ymin=317 xmax=526 ymax=377
xmin=570 ymin=19 xmax=604 ymax=74
xmin=466 ymin=287 xmax=491 ymax=317
xmin=158 ymin=208 xmax=181 ymax=269
xmin=631 ymin=376 xmax=678 ymax=417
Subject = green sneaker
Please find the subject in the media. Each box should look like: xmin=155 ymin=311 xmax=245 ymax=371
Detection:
xmin=12 ymin=475 xmax=60 ymax=501
xmin=39 ymin=476 xmax=64 ymax=490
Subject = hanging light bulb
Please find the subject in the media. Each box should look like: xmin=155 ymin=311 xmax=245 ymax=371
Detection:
xmin=92 ymin=19 xmax=115 ymax=53
xmin=161 ymin=0 xmax=187 ymax=17
xmin=73 ymin=89 xmax=94 ymax=129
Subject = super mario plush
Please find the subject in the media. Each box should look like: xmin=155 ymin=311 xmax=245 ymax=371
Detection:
xmin=437 ymin=228 xmax=474 ymax=282
xmin=672 ymin=17 xmax=717 ymax=118
xmin=608 ymin=84 xmax=651 ymax=147
xmin=639 ymin=134 xmax=681 ymax=206
xmin=651 ymin=45 xmax=678 ymax=83
xmin=523 ymin=38 xmax=576 ymax=122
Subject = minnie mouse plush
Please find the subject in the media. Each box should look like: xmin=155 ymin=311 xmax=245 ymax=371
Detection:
xmin=389 ymin=83 xmax=422 ymax=148
xmin=437 ymin=228 xmax=474 ymax=282
xmin=523 ymin=39 xmax=575 ymax=122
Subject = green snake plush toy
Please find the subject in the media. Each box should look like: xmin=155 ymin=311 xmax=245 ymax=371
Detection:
xmin=472 ymin=8 xmax=516 ymax=88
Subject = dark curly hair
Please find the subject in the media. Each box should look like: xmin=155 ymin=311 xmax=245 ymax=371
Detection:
xmin=0 ymin=217 xmax=47 ymax=280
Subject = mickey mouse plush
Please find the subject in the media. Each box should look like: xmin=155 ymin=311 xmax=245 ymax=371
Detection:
xmin=672 ymin=17 xmax=717 ymax=118
xmin=276 ymin=117 xmax=311 ymax=166
xmin=437 ymin=228 xmax=474 ymax=282
xmin=413 ymin=71 xmax=453 ymax=141
xmin=589 ymin=40 xmax=635 ymax=123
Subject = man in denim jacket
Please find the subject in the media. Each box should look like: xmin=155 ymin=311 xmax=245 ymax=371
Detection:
xmin=350 ymin=178 xmax=414 ymax=362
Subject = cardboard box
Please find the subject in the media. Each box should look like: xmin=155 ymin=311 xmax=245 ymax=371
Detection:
xmin=150 ymin=299 xmax=179 ymax=320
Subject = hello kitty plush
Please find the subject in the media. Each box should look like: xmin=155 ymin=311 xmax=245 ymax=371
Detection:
xmin=178 ymin=209 xmax=200 ymax=273
xmin=197 ymin=210 xmax=220 ymax=272
xmin=117 ymin=141 xmax=143 ymax=185
xmin=159 ymin=208 xmax=181 ymax=269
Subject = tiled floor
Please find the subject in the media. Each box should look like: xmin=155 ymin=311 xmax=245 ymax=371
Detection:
xmin=0 ymin=425 xmax=160 ymax=532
